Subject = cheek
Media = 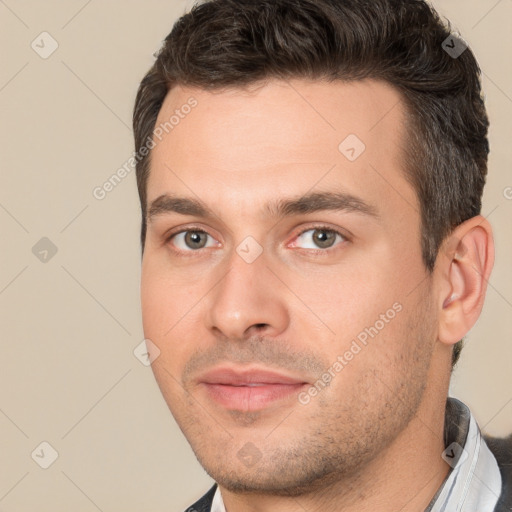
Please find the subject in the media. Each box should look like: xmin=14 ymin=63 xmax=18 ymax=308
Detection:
xmin=140 ymin=262 xmax=166 ymax=336
xmin=140 ymin=261 xmax=181 ymax=362
xmin=141 ymin=252 xmax=187 ymax=325
xmin=292 ymin=263 xmax=396 ymax=336
xmin=141 ymin=258 xmax=205 ymax=373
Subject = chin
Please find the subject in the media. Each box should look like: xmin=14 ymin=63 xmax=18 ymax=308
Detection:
xmin=197 ymin=452 xmax=345 ymax=498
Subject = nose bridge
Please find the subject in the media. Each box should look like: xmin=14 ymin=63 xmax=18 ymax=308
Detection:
xmin=205 ymin=242 xmax=289 ymax=339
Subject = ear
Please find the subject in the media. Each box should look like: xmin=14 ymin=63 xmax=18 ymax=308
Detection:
xmin=437 ymin=215 xmax=495 ymax=346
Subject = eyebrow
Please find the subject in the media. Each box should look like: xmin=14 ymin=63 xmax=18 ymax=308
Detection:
xmin=147 ymin=191 xmax=380 ymax=223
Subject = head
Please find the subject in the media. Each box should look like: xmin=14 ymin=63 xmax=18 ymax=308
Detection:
xmin=134 ymin=0 xmax=494 ymax=498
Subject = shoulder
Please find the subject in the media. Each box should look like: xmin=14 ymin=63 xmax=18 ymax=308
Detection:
xmin=183 ymin=484 xmax=217 ymax=512
xmin=483 ymin=433 xmax=512 ymax=511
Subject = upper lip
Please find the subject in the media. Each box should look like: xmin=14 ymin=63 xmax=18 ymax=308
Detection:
xmin=198 ymin=366 xmax=308 ymax=386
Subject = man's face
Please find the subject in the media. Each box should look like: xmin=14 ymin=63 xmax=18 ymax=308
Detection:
xmin=141 ymin=79 xmax=438 ymax=495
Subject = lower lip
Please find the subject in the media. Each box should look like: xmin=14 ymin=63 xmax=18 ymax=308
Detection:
xmin=202 ymin=383 xmax=306 ymax=411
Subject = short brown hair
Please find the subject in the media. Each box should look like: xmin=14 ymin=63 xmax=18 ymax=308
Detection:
xmin=133 ymin=0 xmax=490 ymax=367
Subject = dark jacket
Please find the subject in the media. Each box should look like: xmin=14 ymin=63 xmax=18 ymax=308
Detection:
xmin=184 ymin=484 xmax=217 ymax=512
xmin=484 ymin=434 xmax=512 ymax=512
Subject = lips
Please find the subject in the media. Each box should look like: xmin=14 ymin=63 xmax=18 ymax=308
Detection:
xmin=200 ymin=367 xmax=307 ymax=386
xmin=198 ymin=366 xmax=308 ymax=411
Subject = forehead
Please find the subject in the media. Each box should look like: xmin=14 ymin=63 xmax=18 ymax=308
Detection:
xmin=146 ymin=78 xmax=418 ymax=224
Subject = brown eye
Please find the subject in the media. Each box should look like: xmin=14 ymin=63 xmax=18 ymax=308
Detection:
xmin=294 ymin=227 xmax=346 ymax=250
xmin=312 ymin=229 xmax=337 ymax=248
xmin=184 ymin=231 xmax=208 ymax=249
xmin=168 ymin=230 xmax=215 ymax=251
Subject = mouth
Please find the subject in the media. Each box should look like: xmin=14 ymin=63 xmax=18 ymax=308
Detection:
xmin=198 ymin=366 xmax=309 ymax=412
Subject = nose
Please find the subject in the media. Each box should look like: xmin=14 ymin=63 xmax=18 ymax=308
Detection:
xmin=204 ymin=247 xmax=290 ymax=341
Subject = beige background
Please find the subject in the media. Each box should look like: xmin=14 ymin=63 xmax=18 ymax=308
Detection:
xmin=0 ymin=0 xmax=511 ymax=510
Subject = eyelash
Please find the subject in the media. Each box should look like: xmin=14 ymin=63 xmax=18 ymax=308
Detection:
xmin=165 ymin=225 xmax=350 ymax=257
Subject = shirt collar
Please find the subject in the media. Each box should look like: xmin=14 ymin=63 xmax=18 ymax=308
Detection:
xmin=425 ymin=397 xmax=501 ymax=511
xmin=211 ymin=397 xmax=502 ymax=512
xmin=211 ymin=484 xmax=226 ymax=512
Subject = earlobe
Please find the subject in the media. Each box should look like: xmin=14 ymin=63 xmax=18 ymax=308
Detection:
xmin=437 ymin=216 xmax=495 ymax=346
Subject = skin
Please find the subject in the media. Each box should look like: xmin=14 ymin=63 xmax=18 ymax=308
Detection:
xmin=140 ymin=78 xmax=494 ymax=511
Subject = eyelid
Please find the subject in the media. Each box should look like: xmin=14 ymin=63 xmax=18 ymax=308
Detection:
xmin=165 ymin=223 xmax=351 ymax=254
xmin=288 ymin=224 xmax=350 ymax=251
xmin=165 ymin=224 xmax=214 ymax=242
xmin=165 ymin=225 xmax=220 ymax=255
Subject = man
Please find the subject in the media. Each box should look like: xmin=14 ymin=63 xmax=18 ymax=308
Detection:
xmin=133 ymin=0 xmax=511 ymax=510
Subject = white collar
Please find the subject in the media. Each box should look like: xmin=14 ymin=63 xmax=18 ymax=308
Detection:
xmin=211 ymin=484 xmax=227 ymax=512
xmin=426 ymin=399 xmax=501 ymax=511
